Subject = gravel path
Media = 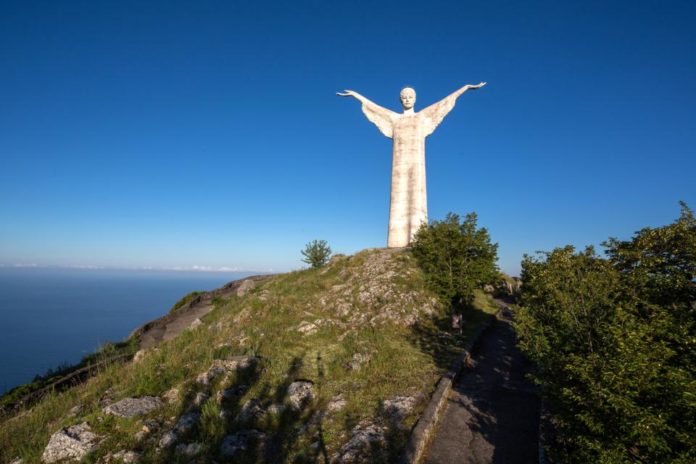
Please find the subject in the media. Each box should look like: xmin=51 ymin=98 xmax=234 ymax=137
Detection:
xmin=423 ymin=309 xmax=540 ymax=464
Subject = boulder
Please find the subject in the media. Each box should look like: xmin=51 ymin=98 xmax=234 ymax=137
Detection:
xmin=331 ymin=421 xmax=386 ymax=463
xmin=219 ymin=430 xmax=265 ymax=458
xmin=158 ymin=412 xmax=200 ymax=448
xmin=287 ymin=381 xmax=315 ymax=411
xmin=196 ymin=356 xmax=256 ymax=386
xmin=297 ymin=321 xmax=319 ymax=335
xmin=158 ymin=431 xmax=177 ymax=449
xmin=217 ymin=384 xmax=249 ymax=402
xmin=327 ymin=395 xmax=347 ymax=413
xmin=161 ymin=388 xmax=179 ymax=404
xmin=235 ymin=399 xmax=264 ymax=424
xmin=41 ymin=422 xmax=100 ymax=463
xmin=173 ymin=412 xmax=200 ymax=435
xmin=382 ymin=396 xmax=417 ymax=424
xmin=103 ymin=396 xmax=163 ymax=418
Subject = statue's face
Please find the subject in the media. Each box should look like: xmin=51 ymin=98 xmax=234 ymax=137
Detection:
xmin=400 ymin=88 xmax=416 ymax=110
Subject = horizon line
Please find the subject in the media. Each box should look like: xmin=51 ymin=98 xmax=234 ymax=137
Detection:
xmin=0 ymin=263 xmax=278 ymax=274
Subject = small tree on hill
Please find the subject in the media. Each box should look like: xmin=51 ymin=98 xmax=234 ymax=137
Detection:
xmin=301 ymin=239 xmax=332 ymax=268
xmin=411 ymin=212 xmax=499 ymax=308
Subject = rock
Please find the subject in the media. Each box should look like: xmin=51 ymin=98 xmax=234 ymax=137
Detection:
xmin=236 ymin=279 xmax=256 ymax=297
xmin=173 ymin=412 xmax=200 ymax=435
xmin=344 ymin=352 xmax=371 ymax=371
xmin=217 ymin=384 xmax=249 ymax=402
xmin=331 ymin=421 xmax=386 ymax=463
xmin=189 ymin=318 xmax=203 ymax=329
xmin=134 ymin=430 xmax=147 ymax=442
xmin=158 ymin=431 xmax=177 ymax=449
xmin=193 ymin=392 xmax=209 ymax=406
xmin=103 ymin=396 xmax=163 ymax=418
xmin=297 ymin=321 xmax=319 ymax=335
xmin=382 ymin=396 xmax=417 ymax=424
xmin=196 ymin=356 xmax=256 ymax=386
xmin=132 ymin=349 xmax=146 ymax=363
xmin=9 ymin=458 xmax=23 ymax=464
xmin=110 ymin=450 xmax=140 ymax=463
xmin=327 ymin=395 xmax=347 ymax=413
xmin=41 ymin=422 xmax=100 ymax=463
xmin=287 ymin=381 xmax=314 ymax=411
xmin=158 ymin=412 xmax=200 ymax=448
xmin=161 ymin=388 xmax=179 ymax=403
xmin=175 ymin=442 xmax=203 ymax=457
xmin=235 ymin=399 xmax=264 ymax=424
xmin=142 ymin=419 xmax=159 ymax=433
xmin=219 ymin=430 xmax=265 ymax=458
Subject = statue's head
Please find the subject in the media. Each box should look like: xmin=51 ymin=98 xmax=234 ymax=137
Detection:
xmin=400 ymin=87 xmax=416 ymax=110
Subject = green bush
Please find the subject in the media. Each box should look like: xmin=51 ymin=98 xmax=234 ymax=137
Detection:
xmin=516 ymin=203 xmax=696 ymax=463
xmin=411 ymin=212 xmax=498 ymax=308
xmin=301 ymin=239 xmax=332 ymax=268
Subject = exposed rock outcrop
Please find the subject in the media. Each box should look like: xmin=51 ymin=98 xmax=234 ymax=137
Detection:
xmin=42 ymin=422 xmax=100 ymax=463
xmin=331 ymin=421 xmax=386 ymax=463
xmin=287 ymin=381 xmax=315 ymax=411
xmin=103 ymin=396 xmax=163 ymax=418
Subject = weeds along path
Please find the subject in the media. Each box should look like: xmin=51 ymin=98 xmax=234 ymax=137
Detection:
xmin=423 ymin=308 xmax=539 ymax=464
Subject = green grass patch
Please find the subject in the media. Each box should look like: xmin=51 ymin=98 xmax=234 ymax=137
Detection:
xmin=0 ymin=248 xmax=500 ymax=464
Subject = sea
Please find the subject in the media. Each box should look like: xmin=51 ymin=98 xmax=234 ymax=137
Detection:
xmin=0 ymin=267 xmax=255 ymax=395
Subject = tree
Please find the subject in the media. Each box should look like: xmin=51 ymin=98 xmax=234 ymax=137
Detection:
xmin=410 ymin=212 xmax=498 ymax=308
xmin=515 ymin=203 xmax=696 ymax=463
xmin=301 ymin=239 xmax=332 ymax=269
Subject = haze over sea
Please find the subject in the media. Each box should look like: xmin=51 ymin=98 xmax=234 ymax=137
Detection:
xmin=0 ymin=267 xmax=253 ymax=395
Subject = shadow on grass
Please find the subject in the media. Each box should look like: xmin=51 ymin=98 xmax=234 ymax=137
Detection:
xmin=146 ymin=354 xmax=333 ymax=463
xmin=410 ymin=302 xmax=494 ymax=373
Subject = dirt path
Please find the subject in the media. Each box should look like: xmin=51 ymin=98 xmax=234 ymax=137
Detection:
xmin=423 ymin=308 xmax=540 ymax=464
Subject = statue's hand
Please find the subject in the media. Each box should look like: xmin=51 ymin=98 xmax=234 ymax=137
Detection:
xmin=469 ymin=82 xmax=486 ymax=90
xmin=336 ymin=90 xmax=356 ymax=97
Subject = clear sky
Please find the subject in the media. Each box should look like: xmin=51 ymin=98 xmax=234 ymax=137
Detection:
xmin=1 ymin=0 xmax=694 ymax=275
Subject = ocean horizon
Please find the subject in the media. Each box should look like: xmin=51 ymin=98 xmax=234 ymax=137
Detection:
xmin=0 ymin=267 xmax=257 ymax=395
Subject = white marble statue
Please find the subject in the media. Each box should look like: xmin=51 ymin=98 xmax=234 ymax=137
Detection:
xmin=338 ymin=82 xmax=486 ymax=247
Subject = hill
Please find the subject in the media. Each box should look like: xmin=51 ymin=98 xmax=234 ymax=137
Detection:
xmin=0 ymin=248 xmax=498 ymax=464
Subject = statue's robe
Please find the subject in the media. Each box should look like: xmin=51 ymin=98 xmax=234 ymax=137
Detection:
xmin=359 ymin=90 xmax=460 ymax=247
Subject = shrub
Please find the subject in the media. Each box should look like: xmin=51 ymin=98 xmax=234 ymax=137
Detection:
xmin=410 ymin=212 xmax=498 ymax=308
xmin=516 ymin=203 xmax=696 ymax=463
xmin=301 ymin=239 xmax=332 ymax=268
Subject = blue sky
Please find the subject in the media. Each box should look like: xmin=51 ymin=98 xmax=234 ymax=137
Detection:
xmin=1 ymin=0 xmax=694 ymax=275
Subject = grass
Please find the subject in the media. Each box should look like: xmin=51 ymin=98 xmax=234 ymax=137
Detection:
xmin=0 ymin=248 xmax=500 ymax=463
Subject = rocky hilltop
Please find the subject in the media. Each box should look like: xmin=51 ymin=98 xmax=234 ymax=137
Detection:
xmin=0 ymin=248 xmax=497 ymax=464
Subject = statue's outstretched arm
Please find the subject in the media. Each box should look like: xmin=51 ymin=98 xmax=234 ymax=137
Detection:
xmin=337 ymin=89 xmax=397 ymax=139
xmin=422 ymin=82 xmax=486 ymax=136
xmin=453 ymin=82 xmax=486 ymax=98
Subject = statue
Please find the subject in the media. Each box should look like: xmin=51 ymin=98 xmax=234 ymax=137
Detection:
xmin=338 ymin=83 xmax=486 ymax=247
